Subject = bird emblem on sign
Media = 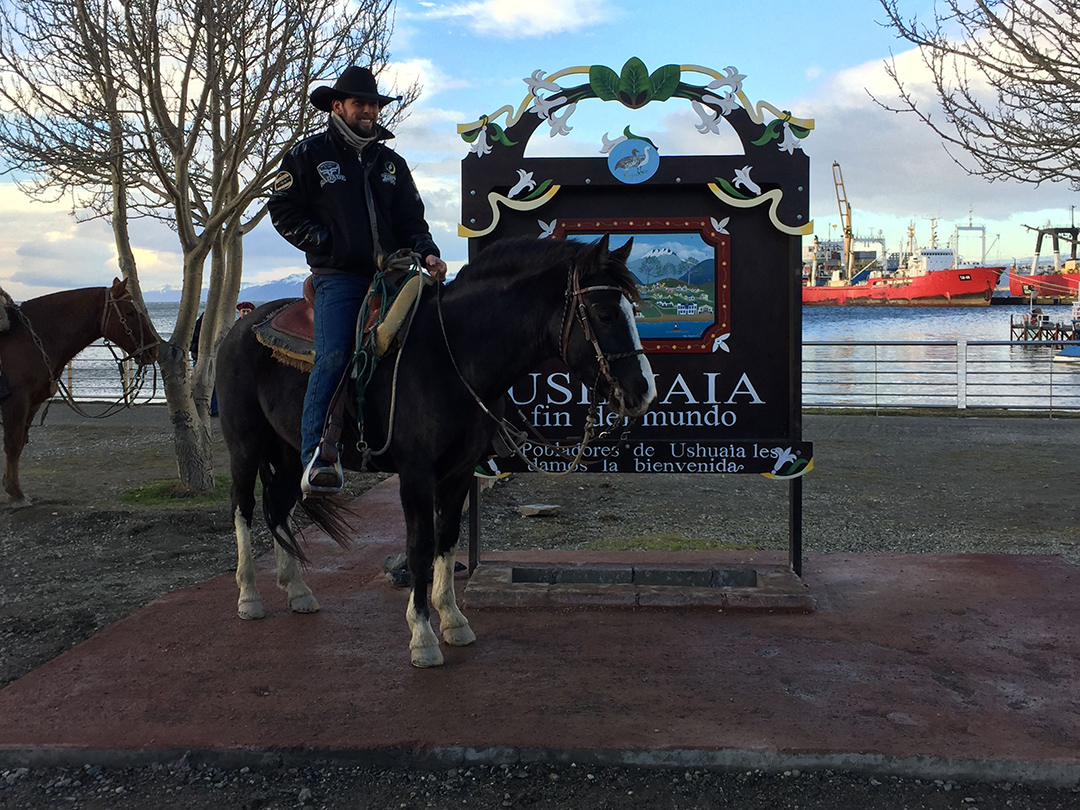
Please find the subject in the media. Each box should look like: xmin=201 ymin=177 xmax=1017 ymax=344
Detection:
xmin=606 ymin=136 xmax=658 ymax=185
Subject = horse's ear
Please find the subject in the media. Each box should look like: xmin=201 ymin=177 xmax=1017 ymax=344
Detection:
xmin=112 ymin=277 xmax=128 ymax=291
xmin=591 ymin=234 xmax=611 ymax=258
xmin=610 ymin=237 xmax=633 ymax=266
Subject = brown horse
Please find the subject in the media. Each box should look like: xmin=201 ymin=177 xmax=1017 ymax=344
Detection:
xmin=0 ymin=278 xmax=159 ymax=508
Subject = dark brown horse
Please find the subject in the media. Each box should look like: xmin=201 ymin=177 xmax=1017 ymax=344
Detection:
xmin=0 ymin=278 xmax=159 ymax=507
xmin=216 ymin=235 xmax=656 ymax=667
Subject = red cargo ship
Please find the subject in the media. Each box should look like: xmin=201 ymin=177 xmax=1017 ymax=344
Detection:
xmin=803 ymin=248 xmax=1003 ymax=306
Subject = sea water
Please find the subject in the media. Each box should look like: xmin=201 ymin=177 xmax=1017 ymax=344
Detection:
xmin=147 ymin=301 xmax=1066 ymax=343
xmin=78 ymin=301 xmax=1075 ymax=406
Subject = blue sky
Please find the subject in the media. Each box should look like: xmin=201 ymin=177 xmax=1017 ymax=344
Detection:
xmin=2 ymin=0 xmax=1077 ymax=300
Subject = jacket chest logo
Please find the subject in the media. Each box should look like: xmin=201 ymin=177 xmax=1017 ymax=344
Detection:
xmin=381 ymin=161 xmax=397 ymax=186
xmin=317 ymin=161 xmax=345 ymax=186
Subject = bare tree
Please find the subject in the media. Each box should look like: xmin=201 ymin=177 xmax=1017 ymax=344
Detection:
xmin=878 ymin=0 xmax=1080 ymax=189
xmin=0 ymin=0 xmax=415 ymax=490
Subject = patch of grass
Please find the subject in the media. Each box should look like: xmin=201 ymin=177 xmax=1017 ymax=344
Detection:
xmin=585 ymin=533 xmax=760 ymax=552
xmin=119 ymin=473 xmax=235 ymax=508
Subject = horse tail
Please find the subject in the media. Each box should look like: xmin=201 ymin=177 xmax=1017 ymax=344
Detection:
xmin=297 ymin=498 xmax=359 ymax=551
xmin=258 ymin=461 xmax=310 ymax=564
xmin=257 ymin=460 xmax=357 ymax=562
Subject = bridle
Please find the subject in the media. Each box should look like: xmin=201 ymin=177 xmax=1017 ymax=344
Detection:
xmin=559 ymin=260 xmax=646 ymax=401
xmin=432 ymin=259 xmax=645 ymax=476
xmin=100 ymin=285 xmax=158 ymax=363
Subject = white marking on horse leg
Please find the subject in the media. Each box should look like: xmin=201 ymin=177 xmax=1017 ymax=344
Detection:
xmin=406 ymin=591 xmax=444 ymax=668
xmin=432 ymin=548 xmax=475 ymax=647
xmin=620 ymin=296 xmax=656 ymax=415
xmin=234 ymin=506 xmax=265 ymax=620
xmin=274 ymin=535 xmax=320 ymax=614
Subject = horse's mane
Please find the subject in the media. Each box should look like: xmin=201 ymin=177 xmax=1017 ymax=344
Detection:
xmin=451 ymin=236 xmax=640 ymax=302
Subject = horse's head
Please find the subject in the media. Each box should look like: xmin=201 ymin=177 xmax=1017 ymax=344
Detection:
xmin=102 ymin=278 xmax=160 ymax=366
xmin=562 ymin=235 xmax=656 ymax=418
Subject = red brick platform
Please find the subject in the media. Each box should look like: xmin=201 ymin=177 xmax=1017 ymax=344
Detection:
xmin=0 ymin=477 xmax=1078 ymax=785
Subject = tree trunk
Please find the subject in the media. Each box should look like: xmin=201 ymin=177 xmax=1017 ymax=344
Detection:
xmin=160 ymin=339 xmax=215 ymax=492
xmin=168 ymin=247 xmax=215 ymax=493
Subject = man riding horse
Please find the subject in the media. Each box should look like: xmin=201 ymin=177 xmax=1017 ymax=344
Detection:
xmin=268 ymin=66 xmax=447 ymax=499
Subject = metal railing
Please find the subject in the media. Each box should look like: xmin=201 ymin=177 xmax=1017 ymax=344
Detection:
xmin=803 ymin=340 xmax=1080 ymax=412
xmin=58 ymin=339 xmax=1080 ymax=413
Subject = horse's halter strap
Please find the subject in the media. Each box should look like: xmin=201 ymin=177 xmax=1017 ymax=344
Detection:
xmin=100 ymin=286 xmax=156 ymax=360
xmin=560 ymin=261 xmax=645 ymax=390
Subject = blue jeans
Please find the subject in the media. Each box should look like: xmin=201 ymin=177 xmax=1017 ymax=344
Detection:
xmin=301 ymin=273 xmax=371 ymax=467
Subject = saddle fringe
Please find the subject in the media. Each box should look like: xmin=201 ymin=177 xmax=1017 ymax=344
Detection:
xmin=269 ymin=346 xmax=313 ymax=372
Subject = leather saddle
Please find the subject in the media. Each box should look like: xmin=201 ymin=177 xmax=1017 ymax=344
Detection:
xmin=253 ymin=273 xmax=432 ymax=371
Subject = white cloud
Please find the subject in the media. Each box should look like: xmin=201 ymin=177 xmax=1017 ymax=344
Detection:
xmin=412 ymin=0 xmax=613 ymax=38
xmin=382 ymin=58 xmax=470 ymax=101
xmin=794 ymin=49 xmax=1079 ymax=259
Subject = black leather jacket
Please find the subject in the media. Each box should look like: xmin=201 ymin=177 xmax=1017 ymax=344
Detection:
xmin=268 ymin=121 xmax=439 ymax=278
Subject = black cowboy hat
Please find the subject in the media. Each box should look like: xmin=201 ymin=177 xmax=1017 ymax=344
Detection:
xmin=309 ymin=66 xmax=401 ymax=111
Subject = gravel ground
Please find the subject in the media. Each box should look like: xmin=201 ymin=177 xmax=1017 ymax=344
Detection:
xmin=2 ymin=760 xmax=1079 ymax=810
xmin=1 ymin=405 xmax=1079 ymax=808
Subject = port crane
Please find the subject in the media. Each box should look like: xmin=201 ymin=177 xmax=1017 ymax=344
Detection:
xmin=832 ymin=161 xmax=854 ymax=283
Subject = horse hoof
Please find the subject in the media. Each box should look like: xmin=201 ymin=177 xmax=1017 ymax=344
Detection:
xmin=289 ymin=594 xmax=320 ymax=614
xmin=10 ymin=497 xmax=31 ymax=510
xmin=410 ymin=646 xmax=444 ymax=668
xmin=237 ymin=600 xmax=266 ymax=620
xmin=443 ymin=624 xmax=476 ymax=647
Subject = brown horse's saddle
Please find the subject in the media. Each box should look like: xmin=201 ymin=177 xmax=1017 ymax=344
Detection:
xmin=253 ymin=273 xmax=432 ymax=371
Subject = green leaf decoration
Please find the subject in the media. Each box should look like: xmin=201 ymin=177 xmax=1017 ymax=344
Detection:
xmin=520 ymin=178 xmax=554 ymax=202
xmin=649 ymin=64 xmax=681 ymax=101
xmin=589 ymin=65 xmax=621 ymax=101
xmin=618 ymin=57 xmax=653 ymax=108
xmin=489 ymin=123 xmax=518 ymax=147
xmin=460 ymin=128 xmax=480 ymax=144
xmin=780 ymin=458 xmax=810 ymax=476
xmin=790 ymin=125 xmax=811 ymax=139
xmin=623 ymin=126 xmax=658 ymax=151
xmin=715 ymin=177 xmax=751 ymax=200
xmin=751 ymin=119 xmax=783 ymax=146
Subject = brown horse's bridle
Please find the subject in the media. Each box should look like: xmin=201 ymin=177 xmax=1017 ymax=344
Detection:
xmin=560 ymin=261 xmax=646 ymax=395
xmin=100 ymin=286 xmax=157 ymax=362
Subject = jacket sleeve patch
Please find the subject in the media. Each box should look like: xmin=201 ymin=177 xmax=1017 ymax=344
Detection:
xmin=272 ymin=170 xmax=294 ymax=193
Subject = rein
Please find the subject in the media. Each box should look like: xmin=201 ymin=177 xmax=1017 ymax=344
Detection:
xmin=437 ymin=262 xmax=640 ymax=477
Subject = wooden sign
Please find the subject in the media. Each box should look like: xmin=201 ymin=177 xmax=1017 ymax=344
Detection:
xmin=459 ymin=59 xmax=814 ymax=482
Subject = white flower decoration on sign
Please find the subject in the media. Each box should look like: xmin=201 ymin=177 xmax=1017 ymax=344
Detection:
xmin=692 ymin=100 xmax=722 ymax=134
xmin=469 ymin=127 xmax=492 ymax=157
xmin=546 ymin=102 xmax=577 ymax=137
xmin=600 ymin=132 xmax=626 ymax=154
xmin=508 ymin=169 xmax=536 ymax=199
xmin=778 ymin=122 xmax=804 ymax=155
xmin=732 ymin=165 xmax=761 ymax=195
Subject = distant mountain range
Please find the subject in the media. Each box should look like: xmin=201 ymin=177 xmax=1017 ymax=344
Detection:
xmin=142 ymin=273 xmax=307 ymax=303
xmin=627 ymin=251 xmax=712 ymax=287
